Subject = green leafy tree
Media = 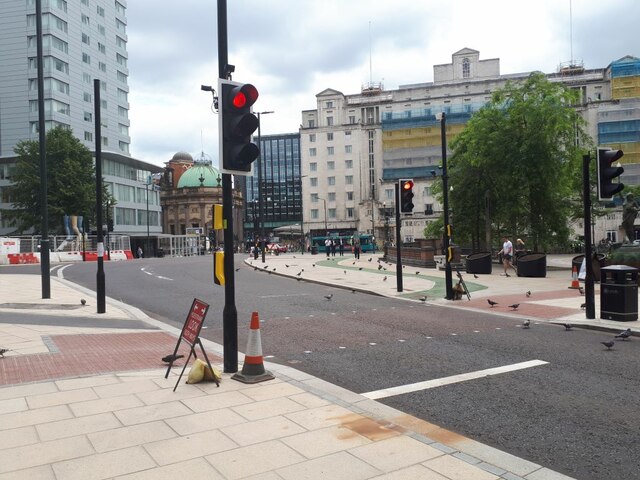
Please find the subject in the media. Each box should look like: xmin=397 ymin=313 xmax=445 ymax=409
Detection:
xmin=447 ymin=73 xmax=592 ymax=252
xmin=2 ymin=127 xmax=109 ymax=234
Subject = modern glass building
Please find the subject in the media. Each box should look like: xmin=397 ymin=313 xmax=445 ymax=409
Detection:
xmin=243 ymin=132 xmax=302 ymax=241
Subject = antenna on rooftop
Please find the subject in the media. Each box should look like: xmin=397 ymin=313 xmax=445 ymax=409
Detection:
xmin=369 ymin=21 xmax=373 ymax=85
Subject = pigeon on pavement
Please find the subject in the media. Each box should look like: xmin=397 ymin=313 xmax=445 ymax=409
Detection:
xmin=80 ymin=298 xmax=86 ymax=306
xmin=383 ymin=276 xmax=387 ymax=281
xmin=487 ymin=299 xmax=498 ymax=307
xmin=473 ymin=274 xmax=479 ymax=279
xmin=580 ymin=303 xmax=586 ymax=309
xmin=615 ymin=328 xmax=632 ymax=340
xmin=0 ymin=348 xmax=10 ymax=358
xmin=526 ymin=290 xmax=531 ymax=297
xmin=378 ymin=265 xmax=383 ymax=270
xmin=601 ymin=340 xmax=615 ymax=350
xmin=509 ymin=303 xmax=520 ymax=310
xmin=368 ymin=258 xmax=372 ymax=262
xmin=162 ymin=354 xmax=184 ymax=363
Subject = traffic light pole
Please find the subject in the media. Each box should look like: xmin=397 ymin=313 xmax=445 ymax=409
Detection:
xmin=395 ymin=182 xmax=403 ymax=292
xmin=217 ymin=0 xmax=238 ymax=373
xmin=582 ymin=153 xmax=596 ymax=319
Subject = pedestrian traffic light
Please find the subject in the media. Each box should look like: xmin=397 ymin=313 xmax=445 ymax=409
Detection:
xmin=219 ymin=79 xmax=260 ymax=175
xmin=597 ymin=148 xmax=624 ymax=201
xmin=399 ymin=179 xmax=414 ymax=213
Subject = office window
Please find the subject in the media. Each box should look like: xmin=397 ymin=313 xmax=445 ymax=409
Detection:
xmin=327 ymin=147 xmax=334 ymax=155
xmin=311 ymin=209 xmax=319 ymax=219
xmin=101 ymin=99 xmax=107 ymax=109
xmin=349 ymin=115 xmax=356 ymax=124
xmin=308 ymin=119 xmax=315 ymax=128
xmin=98 ymin=42 xmax=106 ymax=54
xmin=82 ymin=53 xmax=91 ymax=64
xmin=309 ymin=162 xmax=317 ymax=172
xmin=327 ymin=161 xmax=335 ymax=170
xmin=309 ymin=148 xmax=316 ymax=157
xmin=346 ymin=191 xmax=354 ymax=201
xmin=96 ymin=5 xmax=105 ymax=16
xmin=327 ymin=132 xmax=333 ymax=141
xmin=84 ymin=131 xmax=93 ymax=141
xmin=326 ymin=101 xmax=333 ymax=108
xmin=99 ymin=61 xmax=106 ymax=72
xmin=309 ymin=134 xmax=315 ymax=142
xmin=345 ymin=175 xmax=353 ymax=185
xmin=462 ymin=58 xmax=470 ymax=78
xmin=345 ymin=130 xmax=351 ymax=137
xmin=97 ymin=24 xmax=105 ymax=36
xmin=345 ymin=160 xmax=353 ymax=169
xmin=116 ymin=19 xmax=126 ymax=33
xmin=102 ymin=137 xmax=108 ymax=147
xmin=116 ymin=53 xmax=127 ymax=67
xmin=118 ymin=106 xmax=128 ymax=118
xmin=328 ymin=208 xmax=336 ymax=219
xmin=81 ymin=14 xmax=89 ymax=25
xmin=311 ymin=193 xmax=319 ymax=203
xmin=327 ymin=117 xmax=334 ymax=126
xmin=115 ymin=1 xmax=126 ymax=15
xmin=119 ymin=141 xmax=129 ymax=153
xmin=83 ymin=92 xmax=92 ymax=102
xmin=328 ymin=177 xmax=335 ymax=186
xmin=346 ymin=208 xmax=354 ymax=218
xmin=82 ymin=33 xmax=90 ymax=45
xmin=385 ymin=189 xmax=394 ymax=199
xmin=81 ymin=0 xmax=88 ymax=5
xmin=116 ymin=36 xmax=127 ymax=49
xmin=328 ymin=192 xmax=336 ymax=201
xmin=117 ymin=70 xmax=127 ymax=83
xmin=345 ymin=145 xmax=352 ymax=153
xmin=117 ymin=88 xmax=128 ymax=102
xmin=310 ymin=178 xmax=318 ymax=187
xmin=82 ymin=72 xmax=91 ymax=83
xmin=119 ymin=123 xmax=129 ymax=135
xmin=84 ymin=112 xmax=92 ymax=122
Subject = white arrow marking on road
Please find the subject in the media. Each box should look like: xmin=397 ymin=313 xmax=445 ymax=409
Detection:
xmin=362 ymin=359 xmax=549 ymax=400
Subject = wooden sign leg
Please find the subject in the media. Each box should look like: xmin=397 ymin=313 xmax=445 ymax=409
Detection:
xmin=173 ymin=347 xmax=195 ymax=392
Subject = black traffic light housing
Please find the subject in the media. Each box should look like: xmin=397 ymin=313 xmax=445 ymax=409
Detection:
xmin=597 ymin=148 xmax=624 ymax=201
xmin=399 ymin=179 xmax=415 ymax=213
xmin=219 ymin=79 xmax=260 ymax=175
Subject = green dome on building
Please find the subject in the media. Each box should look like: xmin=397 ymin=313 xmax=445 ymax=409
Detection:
xmin=176 ymin=157 xmax=221 ymax=188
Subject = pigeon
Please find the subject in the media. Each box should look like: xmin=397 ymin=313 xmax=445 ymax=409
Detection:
xmin=473 ymin=274 xmax=479 ymax=279
xmin=509 ymin=303 xmax=520 ymax=310
xmin=383 ymin=276 xmax=387 ymax=281
xmin=285 ymin=264 xmax=290 ymax=268
xmin=272 ymin=268 xmax=276 ymax=271
xmin=563 ymin=323 xmax=573 ymax=331
xmin=344 ymin=270 xmax=347 ymax=274
xmin=378 ymin=265 xmax=383 ymax=270
xmin=526 ymin=290 xmax=531 ymax=298
xmin=601 ymin=340 xmax=615 ymax=350
xmin=359 ymin=267 xmax=363 ymax=271
xmin=312 ymin=264 xmax=316 ymax=267
xmin=161 ymin=354 xmax=184 ymax=363
xmin=368 ymin=258 xmax=372 ymax=262
xmin=254 ymin=267 xmax=258 ymax=271
xmin=0 ymin=348 xmax=9 ymax=358
xmin=352 ymin=261 xmax=356 ymax=265
xmin=419 ymin=296 xmax=427 ymax=303
xmin=415 ymin=271 xmax=420 ymax=275
xmin=324 ymin=294 xmax=333 ymax=300
xmin=522 ymin=319 xmax=531 ymax=329
xmin=578 ymin=286 xmax=585 ymax=295
xmin=80 ymin=298 xmax=86 ymax=306
xmin=615 ymin=328 xmax=632 ymax=340
xmin=235 ymin=268 xmax=240 ymax=271
xmin=292 ymin=255 xmax=296 ymax=258
xmin=296 ymin=271 xmax=302 ymax=276
xmin=580 ymin=303 xmax=586 ymax=309
xmin=263 ymin=265 xmax=269 ymax=269
xmin=487 ymin=299 xmax=498 ymax=307
xmin=351 ymin=289 xmax=356 ymax=294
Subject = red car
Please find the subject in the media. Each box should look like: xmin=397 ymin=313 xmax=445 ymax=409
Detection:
xmin=267 ymin=243 xmax=287 ymax=253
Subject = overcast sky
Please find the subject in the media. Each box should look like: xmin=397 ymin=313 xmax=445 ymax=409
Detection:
xmin=124 ymin=0 xmax=639 ymax=168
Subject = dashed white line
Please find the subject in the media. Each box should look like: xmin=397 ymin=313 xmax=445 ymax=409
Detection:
xmin=362 ymin=360 xmax=549 ymax=400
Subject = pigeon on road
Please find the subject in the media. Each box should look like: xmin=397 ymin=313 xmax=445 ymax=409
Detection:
xmin=324 ymin=294 xmax=333 ymax=300
xmin=563 ymin=323 xmax=573 ymax=331
xmin=509 ymin=303 xmax=520 ymax=310
xmin=522 ymin=319 xmax=531 ymax=329
xmin=162 ymin=354 xmax=184 ymax=363
xmin=601 ymin=340 xmax=615 ymax=350
xmin=615 ymin=328 xmax=632 ymax=340
xmin=487 ymin=299 xmax=498 ymax=307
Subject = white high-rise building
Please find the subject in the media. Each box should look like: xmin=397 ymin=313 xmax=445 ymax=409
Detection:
xmin=0 ymin=0 xmax=131 ymax=157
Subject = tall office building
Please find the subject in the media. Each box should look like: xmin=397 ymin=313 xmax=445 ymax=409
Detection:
xmin=0 ymin=0 xmax=131 ymax=157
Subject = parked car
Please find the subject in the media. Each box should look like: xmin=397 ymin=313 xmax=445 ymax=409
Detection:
xmin=267 ymin=243 xmax=287 ymax=253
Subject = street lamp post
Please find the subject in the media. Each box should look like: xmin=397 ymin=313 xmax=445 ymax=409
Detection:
xmin=146 ymin=176 xmax=150 ymax=257
xmin=256 ymin=110 xmax=274 ymax=263
xmin=438 ymin=112 xmax=454 ymax=300
xmin=317 ymin=197 xmax=327 ymax=233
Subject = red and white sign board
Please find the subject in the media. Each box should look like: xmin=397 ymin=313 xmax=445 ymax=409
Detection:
xmin=182 ymin=298 xmax=209 ymax=346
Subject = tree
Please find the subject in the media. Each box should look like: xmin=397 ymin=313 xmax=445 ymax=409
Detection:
xmin=447 ymin=73 xmax=592 ymax=252
xmin=2 ymin=127 xmax=108 ymax=234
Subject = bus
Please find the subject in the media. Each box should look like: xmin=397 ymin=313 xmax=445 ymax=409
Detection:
xmin=310 ymin=234 xmax=375 ymax=253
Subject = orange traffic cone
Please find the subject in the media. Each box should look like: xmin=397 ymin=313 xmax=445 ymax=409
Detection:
xmin=232 ymin=312 xmax=274 ymax=384
xmin=568 ymin=265 xmax=580 ymax=289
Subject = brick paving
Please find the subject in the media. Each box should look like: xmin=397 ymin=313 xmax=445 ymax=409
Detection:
xmin=0 ymin=331 xmax=221 ymax=386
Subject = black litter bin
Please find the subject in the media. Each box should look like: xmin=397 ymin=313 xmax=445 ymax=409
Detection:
xmin=466 ymin=252 xmax=492 ymax=274
xmin=600 ymin=265 xmax=638 ymax=321
xmin=311 ymin=246 xmax=318 ymax=255
xmin=157 ymin=248 xmax=164 ymax=258
xmin=517 ymin=253 xmax=547 ymax=277
xmin=572 ymin=254 xmax=606 ymax=282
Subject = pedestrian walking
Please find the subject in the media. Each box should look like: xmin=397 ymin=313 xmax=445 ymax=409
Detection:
xmin=325 ymin=238 xmax=332 ymax=257
xmin=354 ymin=238 xmax=361 ymax=260
xmin=137 ymin=246 xmax=143 ymax=259
xmin=339 ymin=238 xmax=344 ymax=256
xmin=497 ymin=236 xmax=516 ymax=276
xmin=331 ymin=239 xmax=337 ymax=256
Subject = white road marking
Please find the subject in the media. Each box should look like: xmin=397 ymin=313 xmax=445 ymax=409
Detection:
xmin=259 ymin=293 xmax=311 ymax=298
xmin=362 ymin=360 xmax=549 ymax=400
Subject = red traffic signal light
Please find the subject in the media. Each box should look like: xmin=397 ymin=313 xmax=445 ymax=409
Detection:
xmin=399 ymin=179 xmax=415 ymax=213
xmin=219 ymin=80 xmax=260 ymax=175
xmin=597 ymin=148 xmax=624 ymax=201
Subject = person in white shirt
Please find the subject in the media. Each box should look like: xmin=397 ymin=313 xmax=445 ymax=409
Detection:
xmin=497 ymin=236 xmax=516 ymax=276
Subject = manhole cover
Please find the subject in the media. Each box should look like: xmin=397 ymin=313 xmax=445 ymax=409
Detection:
xmin=0 ymin=303 xmax=83 ymax=310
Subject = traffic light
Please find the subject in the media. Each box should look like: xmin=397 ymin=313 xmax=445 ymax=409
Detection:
xmin=597 ymin=148 xmax=624 ymax=201
xmin=399 ymin=179 xmax=414 ymax=213
xmin=219 ymin=79 xmax=260 ymax=175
